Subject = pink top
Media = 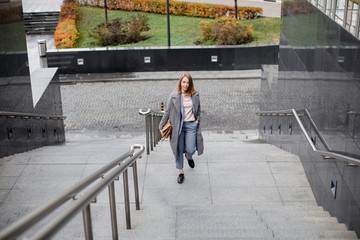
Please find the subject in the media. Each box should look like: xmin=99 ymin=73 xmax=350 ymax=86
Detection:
xmin=182 ymin=94 xmax=195 ymax=122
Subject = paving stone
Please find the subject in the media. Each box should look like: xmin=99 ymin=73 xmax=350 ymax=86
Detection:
xmin=60 ymin=78 xmax=263 ymax=132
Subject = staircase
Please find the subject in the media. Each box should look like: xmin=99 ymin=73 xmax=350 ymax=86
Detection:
xmin=177 ymin=204 xmax=358 ymax=239
xmin=23 ymin=12 xmax=59 ymax=35
xmin=0 ymin=131 xmax=358 ymax=239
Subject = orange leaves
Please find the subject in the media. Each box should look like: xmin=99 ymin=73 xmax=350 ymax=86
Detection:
xmin=60 ymin=2 xmax=79 ymax=21
xmin=86 ymin=0 xmax=262 ymax=20
xmin=54 ymin=19 xmax=79 ymax=48
xmin=55 ymin=0 xmax=79 ymax=49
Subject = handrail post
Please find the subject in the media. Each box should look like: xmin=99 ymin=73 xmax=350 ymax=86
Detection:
xmin=108 ymin=181 xmax=118 ymax=240
xmin=146 ymin=115 xmax=150 ymax=155
xmin=156 ymin=116 xmax=161 ymax=142
xmin=153 ymin=114 xmax=157 ymax=148
xmin=150 ymin=115 xmax=154 ymax=152
xmin=82 ymin=204 xmax=94 ymax=240
xmin=123 ymin=169 xmax=131 ymax=229
xmin=132 ymin=162 xmax=140 ymax=210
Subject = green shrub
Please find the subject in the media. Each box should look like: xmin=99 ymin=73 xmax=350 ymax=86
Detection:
xmin=88 ymin=14 xmax=150 ymax=46
xmin=199 ymin=17 xmax=254 ymax=45
xmin=126 ymin=14 xmax=150 ymax=43
xmin=199 ymin=21 xmax=216 ymax=42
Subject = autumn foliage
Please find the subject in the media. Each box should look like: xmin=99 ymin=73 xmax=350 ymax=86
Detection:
xmin=82 ymin=0 xmax=263 ymax=20
xmin=54 ymin=0 xmax=79 ymax=48
xmin=199 ymin=17 xmax=254 ymax=45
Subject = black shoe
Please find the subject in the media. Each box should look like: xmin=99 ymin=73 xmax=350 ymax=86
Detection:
xmin=185 ymin=153 xmax=195 ymax=168
xmin=177 ymin=173 xmax=184 ymax=184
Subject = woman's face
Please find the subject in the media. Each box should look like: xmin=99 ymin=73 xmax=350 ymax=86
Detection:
xmin=181 ymin=77 xmax=190 ymax=93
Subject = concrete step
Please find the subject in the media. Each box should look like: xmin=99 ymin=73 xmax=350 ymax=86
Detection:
xmin=258 ymin=209 xmax=331 ymax=218
xmin=178 ymin=228 xmax=274 ymax=239
xmin=254 ymin=204 xmax=325 ymax=212
xmin=178 ymin=219 xmax=267 ymax=230
xmin=273 ymin=229 xmax=358 ymax=239
xmin=23 ymin=12 xmax=59 ymax=35
xmin=266 ymin=220 xmax=348 ymax=230
xmin=179 ymin=238 xmax=357 ymax=240
xmin=175 ymin=204 xmax=358 ymax=239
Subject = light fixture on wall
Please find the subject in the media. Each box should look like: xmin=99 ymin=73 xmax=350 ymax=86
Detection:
xmin=211 ymin=55 xmax=218 ymax=62
xmin=144 ymin=56 xmax=151 ymax=63
xmin=77 ymin=58 xmax=84 ymax=65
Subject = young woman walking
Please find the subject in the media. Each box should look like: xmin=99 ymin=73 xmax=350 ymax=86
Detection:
xmin=159 ymin=73 xmax=204 ymax=184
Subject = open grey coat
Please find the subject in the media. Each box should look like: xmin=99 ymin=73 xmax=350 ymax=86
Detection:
xmin=159 ymin=91 xmax=204 ymax=158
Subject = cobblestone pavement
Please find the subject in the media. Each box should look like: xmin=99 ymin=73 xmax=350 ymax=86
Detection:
xmin=61 ymin=78 xmax=262 ymax=132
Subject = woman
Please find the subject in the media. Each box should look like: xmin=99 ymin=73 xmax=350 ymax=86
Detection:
xmin=159 ymin=73 xmax=204 ymax=184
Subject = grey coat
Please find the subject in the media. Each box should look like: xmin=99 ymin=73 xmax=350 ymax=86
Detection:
xmin=159 ymin=91 xmax=204 ymax=158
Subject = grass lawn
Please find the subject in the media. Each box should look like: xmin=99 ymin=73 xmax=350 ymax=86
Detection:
xmin=76 ymin=5 xmax=280 ymax=48
xmin=0 ymin=21 xmax=27 ymax=52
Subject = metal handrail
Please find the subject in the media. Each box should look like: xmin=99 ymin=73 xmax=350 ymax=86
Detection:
xmin=139 ymin=109 xmax=164 ymax=155
xmin=0 ymin=144 xmax=144 ymax=240
xmin=0 ymin=111 xmax=66 ymax=120
xmin=257 ymin=109 xmax=360 ymax=165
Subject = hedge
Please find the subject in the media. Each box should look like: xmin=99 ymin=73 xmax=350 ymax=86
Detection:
xmin=54 ymin=19 xmax=79 ymax=48
xmin=54 ymin=0 xmax=79 ymax=48
xmin=81 ymin=0 xmax=263 ymax=20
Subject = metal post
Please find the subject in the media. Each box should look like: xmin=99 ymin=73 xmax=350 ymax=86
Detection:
xmin=108 ymin=182 xmax=118 ymax=240
xmin=156 ymin=116 xmax=160 ymax=142
xmin=324 ymin=0 xmax=328 ymax=14
xmin=104 ymin=0 xmax=108 ymax=26
xmin=348 ymin=1 xmax=354 ymax=32
xmin=123 ymin=169 xmax=131 ymax=229
xmin=234 ymin=0 xmax=238 ymax=20
xmin=166 ymin=0 xmax=171 ymax=47
xmin=153 ymin=115 xmax=157 ymax=148
xmin=343 ymin=0 xmax=349 ymax=28
xmin=332 ymin=0 xmax=337 ymax=20
xmin=82 ymin=205 xmax=94 ymax=240
xmin=132 ymin=162 xmax=141 ymax=210
xmin=150 ymin=115 xmax=153 ymax=152
xmin=355 ymin=3 xmax=360 ymax=37
xmin=146 ymin=115 xmax=150 ymax=155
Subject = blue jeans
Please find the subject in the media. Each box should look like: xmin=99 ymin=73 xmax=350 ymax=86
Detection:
xmin=176 ymin=121 xmax=197 ymax=169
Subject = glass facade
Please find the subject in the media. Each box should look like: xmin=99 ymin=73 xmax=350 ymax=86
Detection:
xmin=260 ymin=0 xmax=360 ymax=236
xmin=0 ymin=0 xmax=65 ymax=157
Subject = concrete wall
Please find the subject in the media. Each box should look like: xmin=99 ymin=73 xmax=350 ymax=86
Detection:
xmin=46 ymin=45 xmax=279 ymax=74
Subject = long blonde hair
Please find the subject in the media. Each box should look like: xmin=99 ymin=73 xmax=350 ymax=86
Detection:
xmin=176 ymin=73 xmax=197 ymax=95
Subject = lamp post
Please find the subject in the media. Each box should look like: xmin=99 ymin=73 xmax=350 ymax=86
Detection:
xmin=234 ymin=0 xmax=238 ymax=19
xmin=104 ymin=0 xmax=108 ymax=26
xmin=166 ymin=0 xmax=171 ymax=47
